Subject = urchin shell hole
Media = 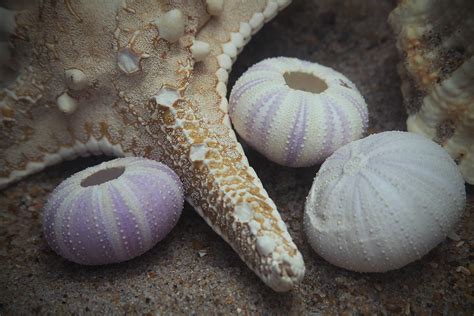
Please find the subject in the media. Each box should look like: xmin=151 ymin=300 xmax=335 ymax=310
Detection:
xmin=81 ymin=166 xmax=125 ymax=187
xmin=283 ymin=71 xmax=328 ymax=93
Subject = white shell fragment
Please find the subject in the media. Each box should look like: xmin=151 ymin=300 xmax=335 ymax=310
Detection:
xmin=189 ymin=143 xmax=208 ymax=162
xmin=229 ymin=57 xmax=368 ymax=167
xmin=155 ymin=9 xmax=185 ymax=43
xmin=304 ymin=131 xmax=466 ymax=272
xmin=190 ymin=40 xmax=210 ymax=62
xmin=276 ymin=0 xmax=292 ymax=9
xmin=64 ymin=69 xmax=88 ymax=91
xmin=57 ymin=92 xmax=78 ymax=114
xmin=206 ymin=0 xmax=224 ymax=16
xmin=234 ymin=203 xmax=253 ymax=222
xmin=153 ymin=86 xmax=181 ymax=108
xmin=263 ymin=2 xmax=279 ymax=22
xmin=249 ymin=13 xmax=265 ymax=34
xmin=117 ymin=47 xmax=142 ymax=75
xmin=256 ymin=235 xmax=277 ymax=256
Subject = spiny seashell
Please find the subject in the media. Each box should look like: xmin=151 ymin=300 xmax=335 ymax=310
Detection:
xmin=43 ymin=157 xmax=184 ymax=265
xmin=229 ymin=57 xmax=368 ymax=167
xmin=304 ymin=131 xmax=466 ymax=272
xmin=389 ymin=0 xmax=474 ymax=184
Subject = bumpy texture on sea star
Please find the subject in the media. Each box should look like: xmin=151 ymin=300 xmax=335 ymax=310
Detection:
xmin=0 ymin=0 xmax=304 ymax=291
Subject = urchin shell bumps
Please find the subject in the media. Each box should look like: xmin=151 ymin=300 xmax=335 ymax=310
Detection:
xmin=304 ymin=131 xmax=466 ymax=272
xmin=43 ymin=157 xmax=184 ymax=265
xmin=229 ymin=57 xmax=368 ymax=167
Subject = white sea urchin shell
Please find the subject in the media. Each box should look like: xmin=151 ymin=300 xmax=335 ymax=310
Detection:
xmin=229 ymin=57 xmax=368 ymax=167
xmin=43 ymin=157 xmax=184 ymax=265
xmin=304 ymin=131 xmax=466 ymax=272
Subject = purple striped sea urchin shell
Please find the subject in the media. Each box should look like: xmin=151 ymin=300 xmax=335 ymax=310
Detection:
xmin=229 ymin=57 xmax=368 ymax=167
xmin=43 ymin=157 xmax=184 ymax=265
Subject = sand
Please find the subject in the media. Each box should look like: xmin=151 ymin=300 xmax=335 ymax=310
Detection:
xmin=1 ymin=0 xmax=472 ymax=314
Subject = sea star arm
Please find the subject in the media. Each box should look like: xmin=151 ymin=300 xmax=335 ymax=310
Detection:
xmin=142 ymin=88 xmax=304 ymax=291
xmin=0 ymin=0 xmax=304 ymax=291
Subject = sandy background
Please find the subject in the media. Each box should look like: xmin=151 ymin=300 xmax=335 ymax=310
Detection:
xmin=1 ymin=0 xmax=472 ymax=314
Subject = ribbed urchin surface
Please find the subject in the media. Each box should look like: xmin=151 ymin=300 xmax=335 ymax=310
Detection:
xmin=304 ymin=131 xmax=466 ymax=272
xmin=229 ymin=57 xmax=368 ymax=167
xmin=43 ymin=157 xmax=184 ymax=265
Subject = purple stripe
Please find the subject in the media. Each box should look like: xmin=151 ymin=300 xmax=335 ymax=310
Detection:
xmin=125 ymin=170 xmax=177 ymax=208
xmin=133 ymin=162 xmax=182 ymax=188
xmin=244 ymin=89 xmax=279 ymax=137
xmin=229 ymin=77 xmax=271 ymax=115
xmin=73 ymin=189 xmax=116 ymax=264
xmin=124 ymin=173 xmax=181 ymax=244
xmin=44 ymin=184 xmax=71 ymax=242
xmin=121 ymin=176 xmax=160 ymax=245
xmin=326 ymin=95 xmax=350 ymax=145
xmin=256 ymin=90 xmax=286 ymax=148
xmin=259 ymin=90 xmax=287 ymax=153
xmin=285 ymin=95 xmax=308 ymax=166
xmin=321 ymin=98 xmax=336 ymax=159
xmin=109 ymin=186 xmax=143 ymax=255
xmin=92 ymin=187 xmax=120 ymax=263
xmin=132 ymin=165 xmax=183 ymax=197
xmin=121 ymin=175 xmax=159 ymax=224
xmin=339 ymin=91 xmax=368 ymax=130
xmin=67 ymin=190 xmax=93 ymax=262
xmin=57 ymin=190 xmax=84 ymax=262
xmin=45 ymin=187 xmax=76 ymax=260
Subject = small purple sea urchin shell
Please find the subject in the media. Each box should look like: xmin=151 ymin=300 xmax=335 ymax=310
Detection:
xmin=43 ymin=157 xmax=184 ymax=265
xmin=229 ymin=57 xmax=368 ymax=167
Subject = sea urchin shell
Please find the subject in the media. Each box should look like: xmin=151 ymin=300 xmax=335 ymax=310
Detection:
xmin=304 ymin=131 xmax=466 ymax=272
xmin=229 ymin=57 xmax=368 ymax=167
xmin=43 ymin=157 xmax=184 ymax=265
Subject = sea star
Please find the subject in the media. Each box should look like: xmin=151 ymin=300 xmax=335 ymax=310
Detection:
xmin=0 ymin=0 xmax=304 ymax=291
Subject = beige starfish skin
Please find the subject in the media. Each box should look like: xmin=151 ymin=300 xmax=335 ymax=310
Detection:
xmin=0 ymin=0 xmax=304 ymax=291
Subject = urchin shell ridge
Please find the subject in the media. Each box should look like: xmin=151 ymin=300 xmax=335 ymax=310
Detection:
xmin=229 ymin=57 xmax=368 ymax=167
xmin=43 ymin=157 xmax=184 ymax=265
xmin=304 ymin=131 xmax=466 ymax=272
